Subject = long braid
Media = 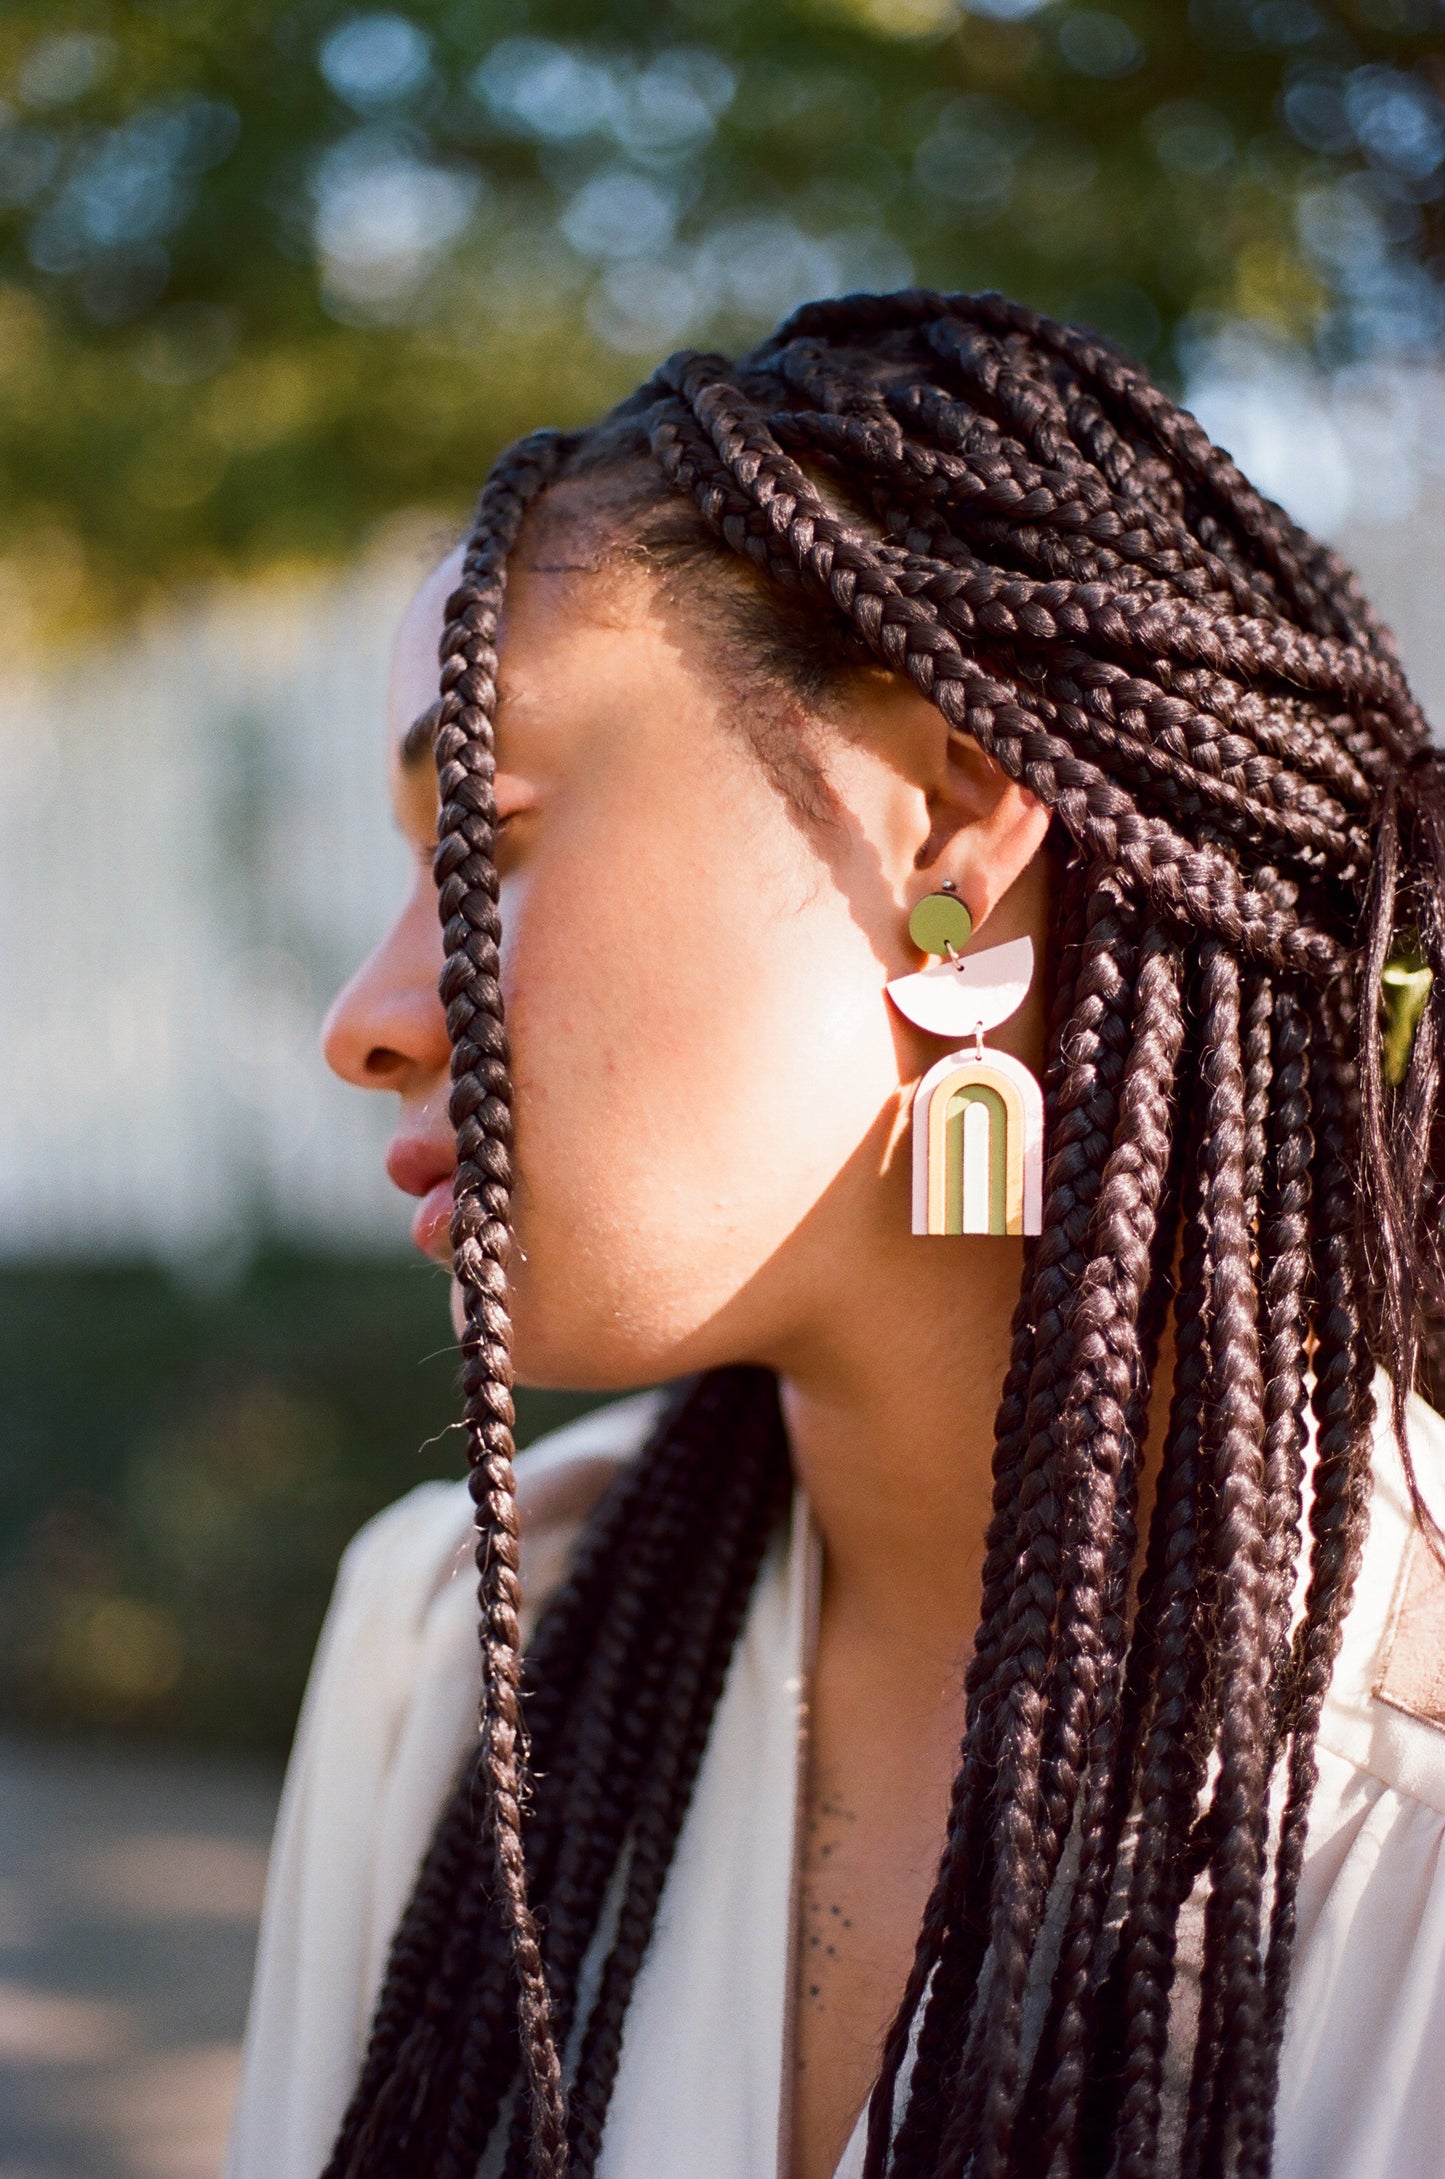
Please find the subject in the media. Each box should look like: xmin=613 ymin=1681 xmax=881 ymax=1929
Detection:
xmin=1225 ymin=990 xmax=1311 ymax=2179
xmin=434 ymin=432 xmax=574 ymax=2179
xmin=1257 ymin=987 xmax=1313 ymax=1737
xmin=1246 ymin=1009 xmax=1377 ymax=2179
xmin=328 ymin=290 xmax=1432 ymax=2179
xmin=1112 ymin=1102 xmax=1219 ymax=2179
xmin=1025 ymin=920 xmax=1187 ymax=2179
xmin=1178 ymin=944 xmax=1273 ymax=2179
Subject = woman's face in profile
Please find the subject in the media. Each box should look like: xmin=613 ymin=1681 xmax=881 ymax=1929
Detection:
xmin=322 ymin=511 xmax=1046 ymax=1391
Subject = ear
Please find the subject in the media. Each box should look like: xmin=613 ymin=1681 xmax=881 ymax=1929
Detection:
xmin=828 ymin=665 xmax=1051 ymax=946
xmin=913 ymin=727 xmax=1051 ymax=935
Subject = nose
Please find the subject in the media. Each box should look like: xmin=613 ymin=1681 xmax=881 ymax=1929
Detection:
xmin=321 ymin=888 xmax=450 ymax=1093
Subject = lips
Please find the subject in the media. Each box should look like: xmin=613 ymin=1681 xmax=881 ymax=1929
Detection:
xmin=410 ymin=1178 xmax=456 ymax=1262
xmin=385 ymin=1133 xmax=456 ymax=1264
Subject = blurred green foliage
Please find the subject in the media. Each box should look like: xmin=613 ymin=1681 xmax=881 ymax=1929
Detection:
xmin=0 ymin=0 xmax=1442 ymax=648
xmin=0 ymin=1254 xmax=602 ymax=1748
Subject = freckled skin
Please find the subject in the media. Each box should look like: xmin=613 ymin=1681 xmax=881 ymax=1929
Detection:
xmin=322 ymin=520 xmax=1056 ymax=2179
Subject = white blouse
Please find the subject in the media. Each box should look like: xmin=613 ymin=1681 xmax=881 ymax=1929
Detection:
xmin=224 ymin=1380 xmax=1445 ymax=2179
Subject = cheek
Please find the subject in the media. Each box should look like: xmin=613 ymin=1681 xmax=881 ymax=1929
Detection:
xmin=499 ymin=778 xmax=901 ymax=1386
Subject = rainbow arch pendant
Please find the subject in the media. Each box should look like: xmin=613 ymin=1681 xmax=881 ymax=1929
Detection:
xmin=910 ymin=1044 xmax=1043 ymax=1235
xmin=887 ymin=934 xmax=1044 ymax=1237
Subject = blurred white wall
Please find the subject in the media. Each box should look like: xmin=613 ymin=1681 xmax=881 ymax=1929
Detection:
xmin=0 ymin=534 xmax=441 ymax=1266
xmin=1 ymin=370 xmax=1442 ymax=1269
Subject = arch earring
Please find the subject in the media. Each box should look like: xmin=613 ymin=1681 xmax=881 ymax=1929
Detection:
xmin=886 ymin=889 xmax=1044 ymax=1236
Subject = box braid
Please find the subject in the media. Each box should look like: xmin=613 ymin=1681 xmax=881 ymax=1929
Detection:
xmin=323 ymin=291 xmax=1445 ymax=2179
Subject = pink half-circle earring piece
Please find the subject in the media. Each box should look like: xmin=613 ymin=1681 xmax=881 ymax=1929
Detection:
xmin=886 ymin=933 xmax=1034 ymax=1041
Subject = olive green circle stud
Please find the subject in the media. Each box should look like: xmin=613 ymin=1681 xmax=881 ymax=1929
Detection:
xmin=908 ymin=891 xmax=974 ymax=958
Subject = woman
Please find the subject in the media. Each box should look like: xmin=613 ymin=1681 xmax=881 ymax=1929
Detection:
xmin=225 ymin=291 xmax=1445 ymax=2179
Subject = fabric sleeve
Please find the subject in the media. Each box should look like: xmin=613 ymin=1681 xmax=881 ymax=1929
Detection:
xmin=223 ymin=1390 xmax=663 ymax=2179
xmin=221 ymin=1479 xmax=476 ymax=2179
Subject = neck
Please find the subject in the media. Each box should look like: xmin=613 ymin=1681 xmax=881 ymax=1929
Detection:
xmin=774 ymin=1233 xmax=1024 ymax=1670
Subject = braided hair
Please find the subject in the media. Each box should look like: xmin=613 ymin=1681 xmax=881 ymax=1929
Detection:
xmin=322 ymin=291 xmax=1445 ymax=2179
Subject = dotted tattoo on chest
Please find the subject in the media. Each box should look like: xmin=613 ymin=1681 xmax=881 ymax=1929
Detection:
xmin=798 ymin=1792 xmax=858 ymax=2027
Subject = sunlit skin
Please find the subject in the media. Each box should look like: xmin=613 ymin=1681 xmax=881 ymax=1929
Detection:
xmin=322 ymin=505 xmax=1055 ymax=2179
